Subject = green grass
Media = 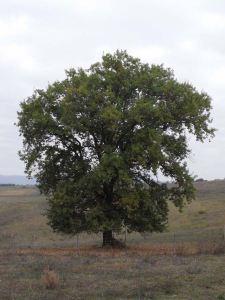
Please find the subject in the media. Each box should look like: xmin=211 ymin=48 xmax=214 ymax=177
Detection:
xmin=0 ymin=180 xmax=225 ymax=299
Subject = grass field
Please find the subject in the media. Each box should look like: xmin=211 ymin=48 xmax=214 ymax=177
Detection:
xmin=0 ymin=181 xmax=225 ymax=299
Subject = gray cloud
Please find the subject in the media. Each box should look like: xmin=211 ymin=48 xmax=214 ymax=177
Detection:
xmin=0 ymin=0 xmax=224 ymax=179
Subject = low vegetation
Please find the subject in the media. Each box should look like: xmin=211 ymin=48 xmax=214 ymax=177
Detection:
xmin=0 ymin=181 xmax=225 ymax=299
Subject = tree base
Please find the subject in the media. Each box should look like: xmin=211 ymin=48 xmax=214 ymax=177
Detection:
xmin=102 ymin=230 xmax=126 ymax=248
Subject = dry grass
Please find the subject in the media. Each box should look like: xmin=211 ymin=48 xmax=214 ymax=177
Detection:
xmin=1 ymin=182 xmax=225 ymax=299
xmin=1 ymin=183 xmax=225 ymax=249
xmin=1 ymin=250 xmax=225 ymax=299
xmin=0 ymin=186 xmax=39 ymax=197
xmin=0 ymin=239 xmax=222 ymax=258
xmin=41 ymin=266 xmax=59 ymax=289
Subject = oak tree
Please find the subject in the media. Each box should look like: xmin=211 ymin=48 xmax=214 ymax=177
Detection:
xmin=17 ymin=50 xmax=215 ymax=246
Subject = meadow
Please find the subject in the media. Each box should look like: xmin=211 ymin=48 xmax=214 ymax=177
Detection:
xmin=0 ymin=180 xmax=225 ymax=299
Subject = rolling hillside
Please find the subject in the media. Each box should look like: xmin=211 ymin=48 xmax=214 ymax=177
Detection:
xmin=0 ymin=180 xmax=225 ymax=299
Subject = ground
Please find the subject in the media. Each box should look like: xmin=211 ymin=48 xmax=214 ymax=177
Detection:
xmin=0 ymin=180 xmax=225 ymax=299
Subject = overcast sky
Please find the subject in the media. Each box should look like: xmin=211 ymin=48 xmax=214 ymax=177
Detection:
xmin=0 ymin=0 xmax=225 ymax=179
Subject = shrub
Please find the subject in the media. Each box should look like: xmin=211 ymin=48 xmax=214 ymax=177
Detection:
xmin=198 ymin=210 xmax=206 ymax=215
xmin=42 ymin=266 xmax=59 ymax=289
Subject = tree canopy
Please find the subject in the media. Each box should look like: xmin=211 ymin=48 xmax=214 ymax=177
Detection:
xmin=17 ymin=50 xmax=215 ymax=245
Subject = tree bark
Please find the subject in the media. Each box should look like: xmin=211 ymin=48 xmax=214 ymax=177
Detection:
xmin=102 ymin=230 xmax=113 ymax=246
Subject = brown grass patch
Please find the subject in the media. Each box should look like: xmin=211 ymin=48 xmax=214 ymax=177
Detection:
xmin=41 ymin=266 xmax=59 ymax=289
xmin=0 ymin=187 xmax=38 ymax=197
xmin=0 ymin=241 xmax=222 ymax=258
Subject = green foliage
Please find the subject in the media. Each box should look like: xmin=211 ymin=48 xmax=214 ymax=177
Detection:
xmin=17 ymin=50 xmax=215 ymax=236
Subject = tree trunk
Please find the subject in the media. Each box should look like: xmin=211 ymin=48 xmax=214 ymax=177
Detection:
xmin=102 ymin=230 xmax=113 ymax=246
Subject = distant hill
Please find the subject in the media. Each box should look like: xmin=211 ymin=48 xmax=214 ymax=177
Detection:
xmin=194 ymin=179 xmax=225 ymax=199
xmin=0 ymin=175 xmax=36 ymax=185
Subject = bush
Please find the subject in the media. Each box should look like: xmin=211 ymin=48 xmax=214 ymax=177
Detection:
xmin=198 ymin=210 xmax=206 ymax=215
xmin=42 ymin=266 xmax=59 ymax=289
